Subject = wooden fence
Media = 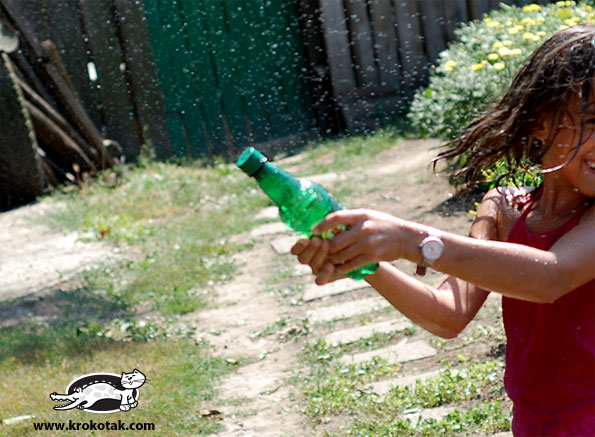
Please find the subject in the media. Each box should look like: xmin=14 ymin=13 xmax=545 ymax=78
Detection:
xmin=1 ymin=0 xmax=559 ymax=210
xmin=142 ymin=0 xmax=319 ymax=160
xmin=319 ymin=0 xmax=557 ymax=132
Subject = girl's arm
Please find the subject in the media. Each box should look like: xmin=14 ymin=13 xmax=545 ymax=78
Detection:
xmin=314 ymin=197 xmax=594 ymax=304
xmin=293 ymin=189 xmax=502 ymax=338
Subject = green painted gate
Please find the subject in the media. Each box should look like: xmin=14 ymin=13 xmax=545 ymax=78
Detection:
xmin=143 ymin=0 xmax=317 ymax=158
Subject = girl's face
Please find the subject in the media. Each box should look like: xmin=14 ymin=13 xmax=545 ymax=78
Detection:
xmin=540 ymin=86 xmax=595 ymax=198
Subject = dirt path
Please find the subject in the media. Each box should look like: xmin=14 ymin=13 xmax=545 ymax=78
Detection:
xmin=0 ymin=202 xmax=116 ymax=302
xmin=181 ymin=139 xmax=510 ymax=436
xmin=0 ymin=139 xmax=510 ymax=435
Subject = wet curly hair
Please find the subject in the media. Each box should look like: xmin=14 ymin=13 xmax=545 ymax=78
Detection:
xmin=435 ymin=24 xmax=595 ymax=189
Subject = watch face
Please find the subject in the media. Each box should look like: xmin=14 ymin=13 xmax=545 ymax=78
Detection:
xmin=422 ymin=239 xmax=443 ymax=261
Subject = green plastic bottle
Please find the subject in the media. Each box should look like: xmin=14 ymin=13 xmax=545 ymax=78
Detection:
xmin=236 ymin=146 xmax=378 ymax=280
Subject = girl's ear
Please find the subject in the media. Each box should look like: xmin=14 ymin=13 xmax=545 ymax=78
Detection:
xmin=532 ymin=114 xmax=550 ymax=142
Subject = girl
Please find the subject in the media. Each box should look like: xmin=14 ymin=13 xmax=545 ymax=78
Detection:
xmin=292 ymin=25 xmax=595 ymax=436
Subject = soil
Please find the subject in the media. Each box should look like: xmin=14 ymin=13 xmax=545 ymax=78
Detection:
xmin=0 ymin=138 xmax=511 ymax=436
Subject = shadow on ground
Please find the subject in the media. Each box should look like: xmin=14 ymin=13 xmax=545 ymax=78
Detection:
xmin=0 ymin=284 xmax=129 ymax=364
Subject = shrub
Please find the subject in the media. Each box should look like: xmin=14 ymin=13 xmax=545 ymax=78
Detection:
xmin=408 ymin=1 xmax=595 ymax=141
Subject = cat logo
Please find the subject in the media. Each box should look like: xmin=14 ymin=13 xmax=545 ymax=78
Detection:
xmin=49 ymin=369 xmax=147 ymax=414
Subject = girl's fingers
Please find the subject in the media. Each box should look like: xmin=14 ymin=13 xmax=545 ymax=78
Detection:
xmin=310 ymin=239 xmax=330 ymax=275
xmin=315 ymin=262 xmax=335 ymax=285
xmin=296 ymin=237 xmax=322 ymax=265
xmin=334 ymin=254 xmax=372 ymax=276
xmin=290 ymin=237 xmax=310 ymax=255
xmin=313 ymin=210 xmax=365 ymax=235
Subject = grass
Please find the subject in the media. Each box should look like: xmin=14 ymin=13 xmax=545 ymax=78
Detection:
xmin=1 ymin=125 xmax=507 ymax=435
xmin=297 ymin=337 xmax=510 ymax=436
xmin=1 ymin=338 xmax=237 ymax=436
xmin=1 ymin=155 xmax=267 ymax=434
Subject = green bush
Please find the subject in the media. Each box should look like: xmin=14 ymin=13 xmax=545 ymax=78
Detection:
xmin=408 ymin=1 xmax=595 ymax=141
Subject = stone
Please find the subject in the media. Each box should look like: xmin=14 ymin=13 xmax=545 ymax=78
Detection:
xmin=307 ymin=297 xmax=392 ymax=324
xmin=338 ymin=339 xmax=437 ymax=365
xmin=270 ymin=236 xmax=298 ymax=254
xmin=304 ymin=172 xmax=345 ymax=186
xmin=254 ymin=206 xmax=278 ymax=220
xmin=292 ymin=263 xmax=312 ymax=277
xmin=302 ymin=279 xmax=370 ymax=302
xmin=324 ymin=319 xmax=412 ymax=346
xmin=403 ymin=405 xmax=457 ymax=424
xmin=368 ymin=369 xmax=441 ymax=397
xmin=249 ymin=222 xmax=289 ymax=238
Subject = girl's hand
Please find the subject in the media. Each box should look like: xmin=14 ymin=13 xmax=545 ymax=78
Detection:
xmin=312 ymin=209 xmax=410 ymax=276
xmin=290 ymin=237 xmax=346 ymax=284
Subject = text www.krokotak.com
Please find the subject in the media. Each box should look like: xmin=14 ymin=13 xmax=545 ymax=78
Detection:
xmin=32 ymin=419 xmax=155 ymax=431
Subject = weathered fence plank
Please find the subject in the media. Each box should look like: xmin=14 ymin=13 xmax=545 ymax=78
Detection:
xmin=344 ymin=0 xmax=379 ymax=87
xmin=44 ymin=0 xmax=100 ymax=126
xmin=0 ymin=59 xmax=45 ymax=209
xmin=368 ymin=0 xmax=400 ymax=89
xmin=113 ymin=0 xmax=171 ymax=159
xmin=420 ymin=0 xmax=447 ymax=62
xmin=79 ymin=0 xmax=139 ymax=161
xmin=320 ymin=0 xmax=356 ymax=96
xmin=393 ymin=0 xmax=428 ymax=97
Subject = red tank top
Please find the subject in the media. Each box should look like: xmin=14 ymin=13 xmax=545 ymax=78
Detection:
xmin=503 ymin=188 xmax=595 ymax=435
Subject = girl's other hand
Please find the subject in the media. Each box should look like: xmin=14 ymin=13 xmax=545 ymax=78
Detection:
xmin=312 ymin=209 xmax=409 ymax=275
xmin=290 ymin=238 xmax=345 ymax=285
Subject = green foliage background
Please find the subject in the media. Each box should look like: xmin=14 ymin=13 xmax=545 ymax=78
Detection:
xmin=408 ymin=1 xmax=594 ymax=189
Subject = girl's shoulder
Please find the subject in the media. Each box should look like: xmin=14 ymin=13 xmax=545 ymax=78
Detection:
xmin=477 ymin=186 xmax=534 ymax=241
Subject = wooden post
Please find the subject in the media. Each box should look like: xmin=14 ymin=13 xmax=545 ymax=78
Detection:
xmin=0 ymin=54 xmax=45 ymax=209
xmin=344 ymin=0 xmax=379 ymax=88
xmin=113 ymin=0 xmax=172 ymax=159
xmin=368 ymin=0 xmax=400 ymax=89
xmin=319 ymin=0 xmax=357 ymax=97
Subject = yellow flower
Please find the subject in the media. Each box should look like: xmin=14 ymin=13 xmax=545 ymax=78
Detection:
xmin=510 ymin=48 xmax=523 ymax=56
xmin=555 ymin=0 xmax=566 ymax=6
xmin=494 ymin=63 xmax=506 ymax=71
xmin=536 ymin=17 xmax=545 ymax=25
xmin=564 ymin=18 xmax=580 ymax=26
xmin=536 ymin=31 xmax=547 ymax=37
xmin=492 ymin=41 xmax=503 ymax=49
xmin=508 ymin=26 xmax=523 ymax=35
xmin=522 ymin=4 xmax=541 ymax=12
xmin=486 ymin=20 xmax=501 ymax=28
xmin=503 ymin=40 xmax=514 ymax=46
xmin=498 ymin=47 xmax=513 ymax=56
xmin=488 ymin=53 xmax=499 ymax=61
xmin=521 ymin=18 xmax=536 ymax=26
xmin=443 ymin=60 xmax=458 ymax=72
xmin=585 ymin=6 xmax=593 ymax=11
xmin=523 ymin=32 xmax=541 ymax=41
xmin=471 ymin=63 xmax=484 ymax=71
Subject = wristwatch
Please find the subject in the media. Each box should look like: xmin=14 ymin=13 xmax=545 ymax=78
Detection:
xmin=415 ymin=233 xmax=444 ymax=276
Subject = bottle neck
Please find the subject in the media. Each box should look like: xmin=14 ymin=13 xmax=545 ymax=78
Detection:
xmin=253 ymin=162 xmax=302 ymax=205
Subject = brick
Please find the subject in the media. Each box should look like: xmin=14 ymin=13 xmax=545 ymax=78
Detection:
xmin=254 ymin=206 xmax=279 ymax=221
xmin=270 ymin=236 xmax=298 ymax=254
xmin=307 ymin=297 xmax=392 ymax=324
xmin=302 ymin=279 xmax=370 ymax=302
xmin=324 ymin=319 xmax=411 ymax=346
xmin=338 ymin=340 xmax=437 ymax=365
xmin=368 ymin=369 xmax=440 ymax=396
xmin=250 ymin=222 xmax=289 ymax=238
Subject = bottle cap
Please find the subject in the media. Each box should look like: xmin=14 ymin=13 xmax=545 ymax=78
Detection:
xmin=236 ymin=147 xmax=268 ymax=176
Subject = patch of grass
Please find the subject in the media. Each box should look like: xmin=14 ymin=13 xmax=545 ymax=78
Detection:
xmin=41 ymin=159 xmax=267 ymax=315
xmin=294 ymin=128 xmax=406 ymax=176
xmin=299 ymin=338 xmax=509 ymax=435
xmin=0 ymin=338 xmax=237 ymax=436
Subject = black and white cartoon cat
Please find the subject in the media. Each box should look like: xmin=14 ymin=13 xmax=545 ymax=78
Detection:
xmin=50 ymin=369 xmax=147 ymax=412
